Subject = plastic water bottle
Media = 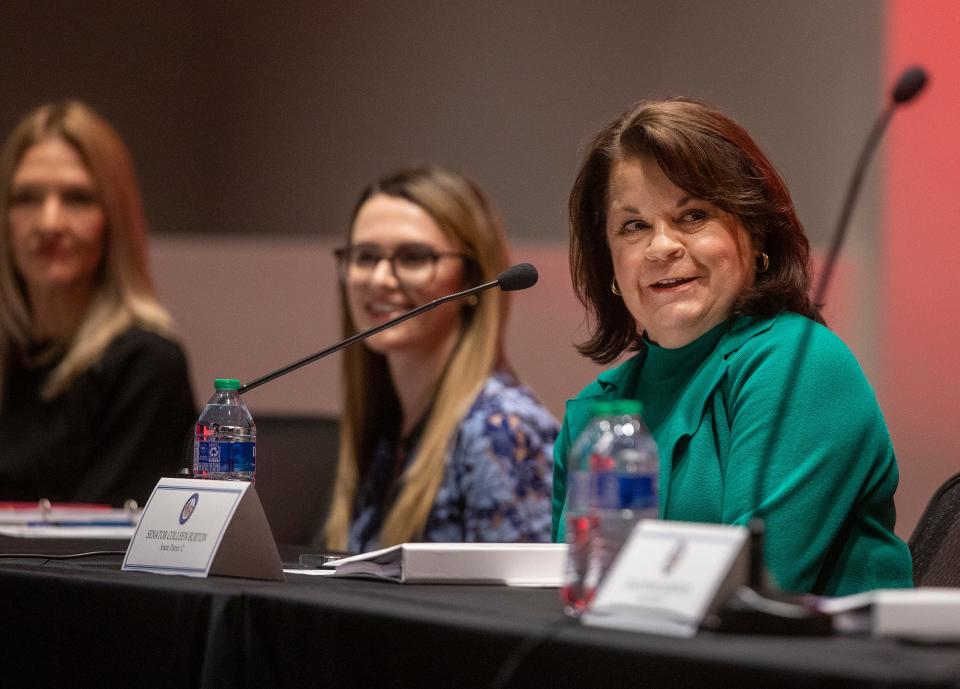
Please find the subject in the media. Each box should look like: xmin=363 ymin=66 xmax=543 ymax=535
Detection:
xmin=193 ymin=378 xmax=257 ymax=482
xmin=561 ymin=399 xmax=658 ymax=616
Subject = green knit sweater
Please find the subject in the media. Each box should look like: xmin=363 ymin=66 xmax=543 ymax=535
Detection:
xmin=552 ymin=313 xmax=912 ymax=596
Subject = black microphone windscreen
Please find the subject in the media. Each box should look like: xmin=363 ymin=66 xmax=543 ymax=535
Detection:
xmin=497 ymin=263 xmax=538 ymax=291
xmin=892 ymin=66 xmax=928 ymax=104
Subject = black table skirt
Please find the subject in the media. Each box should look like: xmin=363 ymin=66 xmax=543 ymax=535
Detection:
xmin=1 ymin=540 xmax=959 ymax=689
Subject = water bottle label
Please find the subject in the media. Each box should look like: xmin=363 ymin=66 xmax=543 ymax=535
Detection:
xmin=224 ymin=441 xmax=256 ymax=473
xmin=196 ymin=440 xmax=229 ymax=473
xmin=593 ymin=471 xmax=620 ymax=509
xmin=618 ymin=475 xmax=656 ymax=510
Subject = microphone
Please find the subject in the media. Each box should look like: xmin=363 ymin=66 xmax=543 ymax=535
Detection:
xmin=176 ymin=263 xmax=539 ymax=476
xmin=892 ymin=66 xmax=928 ymax=104
xmin=813 ymin=65 xmax=928 ymax=306
xmin=237 ymin=262 xmax=539 ymax=394
xmin=496 ymin=261 xmax=539 ymax=292
xmin=713 ymin=67 xmax=929 ymax=635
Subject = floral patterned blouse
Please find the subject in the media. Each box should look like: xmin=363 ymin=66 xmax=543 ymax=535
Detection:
xmin=348 ymin=371 xmax=558 ymax=553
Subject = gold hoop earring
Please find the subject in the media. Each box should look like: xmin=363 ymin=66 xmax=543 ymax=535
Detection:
xmin=611 ymin=277 xmax=621 ymax=296
xmin=756 ymin=252 xmax=770 ymax=274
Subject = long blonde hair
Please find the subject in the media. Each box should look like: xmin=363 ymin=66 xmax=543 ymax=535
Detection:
xmin=0 ymin=101 xmax=175 ymax=401
xmin=324 ymin=165 xmax=510 ymax=549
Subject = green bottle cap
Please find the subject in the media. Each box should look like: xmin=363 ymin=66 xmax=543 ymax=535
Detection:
xmin=213 ymin=378 xmax=241 ymax=391
xmin=590 ymin=399 xmax=643 ymax=418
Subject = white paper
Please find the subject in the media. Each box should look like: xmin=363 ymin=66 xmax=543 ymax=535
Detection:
xmin=0 ymin=506 xmax=138 ymax=526
xmin=818 ymin=587 xmax=960 ymax=641
xmin=816 ymin=590 xmax=875 ymax=615
xmin=283 ymin=568 xmax=338 ymax=576
xmin=0 ymin=525 xmax=135 ymax=539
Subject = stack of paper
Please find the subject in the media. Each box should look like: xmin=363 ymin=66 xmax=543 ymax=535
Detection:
xmin=819 ymin=588 xmax=960 ymax=641
xmin=322 ymin=542 xmax=567 ymax=586
xmin=0 ymin=502 xmax=138 ymax=539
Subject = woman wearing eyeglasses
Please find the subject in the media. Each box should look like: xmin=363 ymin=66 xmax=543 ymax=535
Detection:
xmin=322 ymin=165 xmax=558 ymax=553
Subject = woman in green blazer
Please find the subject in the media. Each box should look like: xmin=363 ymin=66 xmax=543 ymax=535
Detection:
xmin=552 ymin=98 xmax=912 ymax=596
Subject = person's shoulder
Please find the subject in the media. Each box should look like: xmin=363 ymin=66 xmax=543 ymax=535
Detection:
xmin=727 ymin=312 xmax=852 ymax=358
xmin=472 ymin=371 xmax=557 ymax=425
xmin=108 ymin=327 xmax=184 ymax=353
xmin=724 ymin=312 xmax=866 ymax=384
xmin=103 ymin=327 xmax=189 ymax=372
xmin=85 ymin=327 xmax=194 ymax=411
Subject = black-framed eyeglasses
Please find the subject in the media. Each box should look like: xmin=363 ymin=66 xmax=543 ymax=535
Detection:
xmin=334 ymin=242 xmax=469 ymax=287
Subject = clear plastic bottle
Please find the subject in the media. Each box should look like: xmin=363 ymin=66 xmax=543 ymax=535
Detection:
xmin=193 ymin=378 xmax=257 ymax=482
xmin=561 ymin=399 xmax=658 ymax=616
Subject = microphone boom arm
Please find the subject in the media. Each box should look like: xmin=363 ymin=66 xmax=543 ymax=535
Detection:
xmin=237 ymin=277 xmax=500 ymax=394
xmin=813 ymin=65 xmax=927 ymax=307
xmin=813 ymin=106 xmax=894 ymax=306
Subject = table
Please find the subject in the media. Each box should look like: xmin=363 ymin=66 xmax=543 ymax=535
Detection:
xmin=1 ymin=538 xmax=959 ymax=689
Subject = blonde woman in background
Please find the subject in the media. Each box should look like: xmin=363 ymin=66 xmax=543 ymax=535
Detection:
xmin=0 ymin=101 xmax=195 ymax=506
xmin=323 ymin=165 xmax=556 ymax=553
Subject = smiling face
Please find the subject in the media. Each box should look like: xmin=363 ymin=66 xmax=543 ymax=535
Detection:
xmin=345 ymin=193 xmax=467 ymax=360
xmin=605 ymin=155 xmax=755 ymax=348
xmin=7 ymin=137 xmax=105 ymax=298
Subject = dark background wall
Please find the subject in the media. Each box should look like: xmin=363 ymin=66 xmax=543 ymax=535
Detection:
xmin=0 ymin=0 xmax=888 ymax=395
xmin=0 ymin=1 xmax=882 ymax=245
xmin=13 ymin=1 xmax=956 ymax=542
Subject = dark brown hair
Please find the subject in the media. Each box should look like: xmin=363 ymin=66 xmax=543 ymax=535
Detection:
xmin=569 ymin=97 xmax=820 ymax=364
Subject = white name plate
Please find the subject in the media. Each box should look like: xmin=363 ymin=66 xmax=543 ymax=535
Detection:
xmin=122 ymin=478 xmax=283 ymax=581
xmin=583 ymin=520 xmax=748 ymax=638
